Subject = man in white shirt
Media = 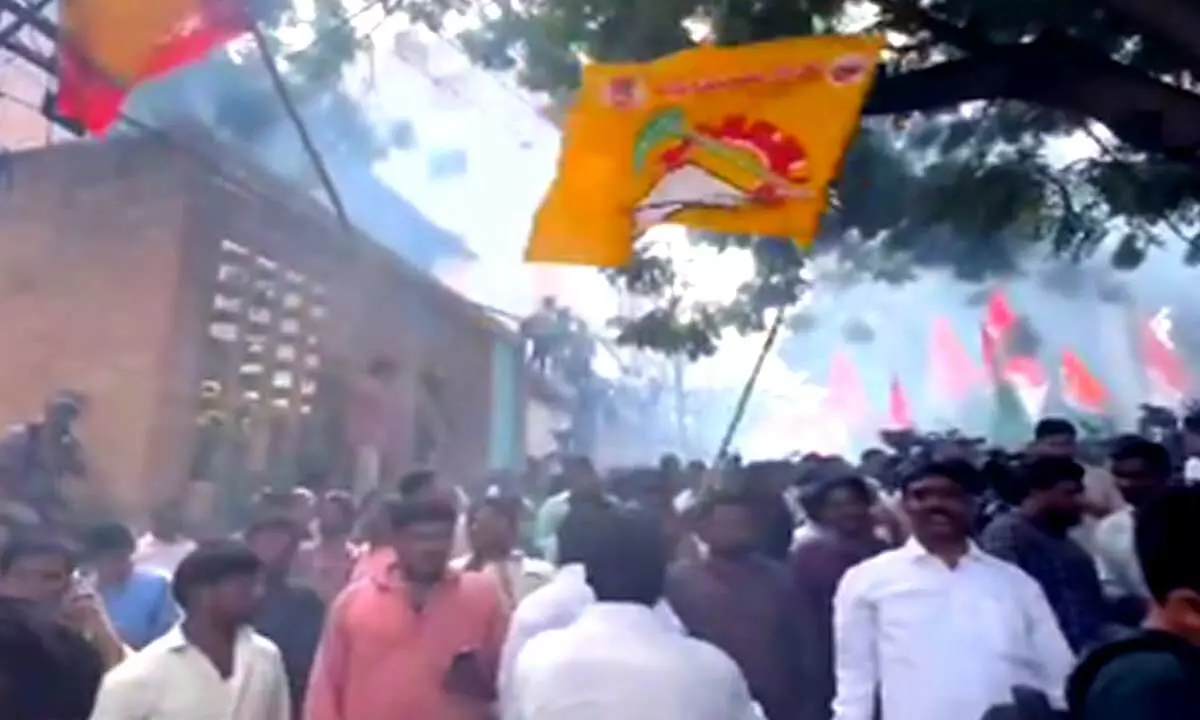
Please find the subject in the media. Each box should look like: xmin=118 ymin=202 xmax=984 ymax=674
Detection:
xmin=832 ymin=459 xmax=1074 ymax=720
xmin=511 ymin=504 xmax=760 ymax=720
xmin=90 ymin=540 xmax=290 ymax=720
xmin=498 ymin=502 xmax=682 ymax=718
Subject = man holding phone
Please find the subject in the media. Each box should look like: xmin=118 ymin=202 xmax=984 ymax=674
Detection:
xmin=306 ymin=494 xmax=509 ymax=720
xmin=0 ymin=535 xmax=127 ymax=669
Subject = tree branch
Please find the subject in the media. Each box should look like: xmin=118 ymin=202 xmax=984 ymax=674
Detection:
xmin=864 ymin=31 xmax=1200 ymax=164
xmin=1098 ymin=0 xmax=1200 ymax=78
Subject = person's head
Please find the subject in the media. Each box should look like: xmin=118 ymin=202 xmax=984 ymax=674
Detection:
xmin=389 ymin=497 xmax=458 ymax=583
xmin=81 ymin=522 xmax=135 ymax=587
xmin=172 ymin=541 xmax=264 ymax=628
xmin=580 ymin=505 xmax=668 ymax=606
xmin=289 ymin=487 xmax=317 ymax=529
xmin=252 ymin=488 xmax=294 ymax=517
xmin=802 ymin=475 xmax=876 ymax=538
xmin=0 ymin=537 xmax=75 ymax=606
xmin=562 ymin=456 xmax=603 ymax=497
xmin=397 ymin=469 xmax=450 ymax=503
xmin=467 ymin=495 xmax=522 ymax=559
xmin=149 ymin=502 xmax=187 ymax=540
xmin=0 ymin=598 xmax=104 ymax=720
xmin=1136 ymin=486 xmax=1200 ymax=643
xmin=694 ymin=486 xmax=759 ymax=560
xmin=555 ymin=502 xmax=615 ymax=567
xmin=859 ymin=448 xmax=889 ymax=478
xmin=243 ymin=516 xmax=302 ymax=581
xmin=1031 ymin=418 xmax=1078 ymax=458
xmin=316 ymin=491 xmax=356 ymax=539
xmin=1110 ymin=435 xmax=1173 ymax=508
xmin=900 ymin=459 xmax=980 ymax=547
xmin=43 ymin=392 xmax=83 ymax=431
xmin=1182 ymin=410 xmax=1200 ymax=458
xmin=1017 ymin=456 xmax=1086 ymax=531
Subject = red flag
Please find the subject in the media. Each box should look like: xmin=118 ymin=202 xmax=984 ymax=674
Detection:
xmin=825 ymin=350 xmax=870 ymax=427
xmin=984 ymin=289 xmax=1017 ymax=344
xmin=59 ymin=0 xmax=250 ymax=133
xmin=928 ymin=317 xmax=983 ymax=408
xmin=1140 ymin=308 xmax=1189 ymax=405
xmin=1059 ymin=350 xmax=1108 ymax=413
xmin=888 ymin=375 xmax=912 ymax=428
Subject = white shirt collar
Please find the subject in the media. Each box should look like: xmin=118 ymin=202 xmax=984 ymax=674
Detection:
xmin=896 ymin=536 xmax=989 ymax=566
xmin=576 ymin=601 xmax=668 ymax=632
xmin=159 ymin=624 xmax=256 ymax=653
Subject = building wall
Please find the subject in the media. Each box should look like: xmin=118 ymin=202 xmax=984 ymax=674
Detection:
xmin=0 ymin=134 xmax=516 ymax=514
xmin=488 ymin=337 xmax=525 ymax=470
xmin=0 ymin=139 xmax=189 ymax=513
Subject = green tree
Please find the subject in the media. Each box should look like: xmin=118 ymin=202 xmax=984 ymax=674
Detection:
xmin=459 ymin=0 xmax=1200 ymax=357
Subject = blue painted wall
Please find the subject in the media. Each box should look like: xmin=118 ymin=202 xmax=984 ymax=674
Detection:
xmin=488 ymin=337 xmax=523 ymax=470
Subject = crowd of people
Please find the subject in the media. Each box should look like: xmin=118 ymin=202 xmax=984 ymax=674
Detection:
xmin=0 ymin=414 xmax=1199 ymax=719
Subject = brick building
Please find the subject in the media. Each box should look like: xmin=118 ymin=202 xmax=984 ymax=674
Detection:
xmin=0 ymin=132 xmax=525 ymax=517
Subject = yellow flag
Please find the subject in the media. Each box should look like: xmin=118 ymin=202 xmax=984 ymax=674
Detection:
xmin=62 ymin=0 xmax=210 ymax=83
xmin=527 ymin=35 xmax=885 ymax=267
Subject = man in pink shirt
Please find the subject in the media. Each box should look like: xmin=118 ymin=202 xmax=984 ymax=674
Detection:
xmin=305 ymin=495 xmax=509 ymax=720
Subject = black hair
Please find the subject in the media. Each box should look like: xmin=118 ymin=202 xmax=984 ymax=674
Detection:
xmin=0 ymin=598 xmax=104 ymax=720
xmin=171 ymin=540 xmax=262 ymax=610
xmin=899 ymin=458 xmax=984 ymax=496
xmin=1183 ymin=409 xmax=1200 ymax=435
xmin=0 ymin=536 xmax=75 ymax=576
xmin=252 ymin=488 xmax=293 ymax=512
xmin=800 ymin=475 xmax=874 ymax=522
xmin=859 ymin=447 xmax=887 ymax=464
xmin=243 ymin=515 xmax=302 ymax=542
xmin=321 ymin=490 xmax=357 ymax=520
xmin=1135 ymin=485 xmax=1200 ymax=603
xmin=1021 ymin=456 xmax=1085 ymax=494
xmin=386 ymin=496 xmax=458 ymax=532
xmin=396 ymin=469 xmax=439 ymax=499
xmin=1034 ymin=417 xmax=1077 ymax=440
xmin=693 ymin=485 xmax=758 ymax=520
xmin=1109 ymin=435 xmax=1172 ymax=479
xmin=80 ymin=522 xmax=135 ymax=558
xmin=580 ymin=505 xmax=667 ymax=605
xmin=556 ymin=502 xmax=617 ymax=567
xmin=468 ymin=495 xmax=523 ymax=527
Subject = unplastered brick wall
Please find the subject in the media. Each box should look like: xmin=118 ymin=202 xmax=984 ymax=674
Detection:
xmin=0 ymin=138 xmax=189 ymax=515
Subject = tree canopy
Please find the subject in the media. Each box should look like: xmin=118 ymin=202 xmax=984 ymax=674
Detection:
xmin=454 ymin=0 xmax=1200 ymax=358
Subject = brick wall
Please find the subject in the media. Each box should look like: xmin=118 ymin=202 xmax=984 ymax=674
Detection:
xmin=0 ymin=134 xmax=514 ymax=515
xmin=0 ymin=139 xmax=189 ymax=514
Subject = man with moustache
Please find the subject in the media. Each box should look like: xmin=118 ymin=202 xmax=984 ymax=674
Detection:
xmin=981 ymin=456 xmax=1111 ymax=653
xmin=832 ymin=460 xmax=1074 ymax=720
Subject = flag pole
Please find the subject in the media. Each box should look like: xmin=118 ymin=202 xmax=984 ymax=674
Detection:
xmin=249 ymin=23 xmax=352 ymax=233
xmin=713 ymin=307 xmax=786 ymax=464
